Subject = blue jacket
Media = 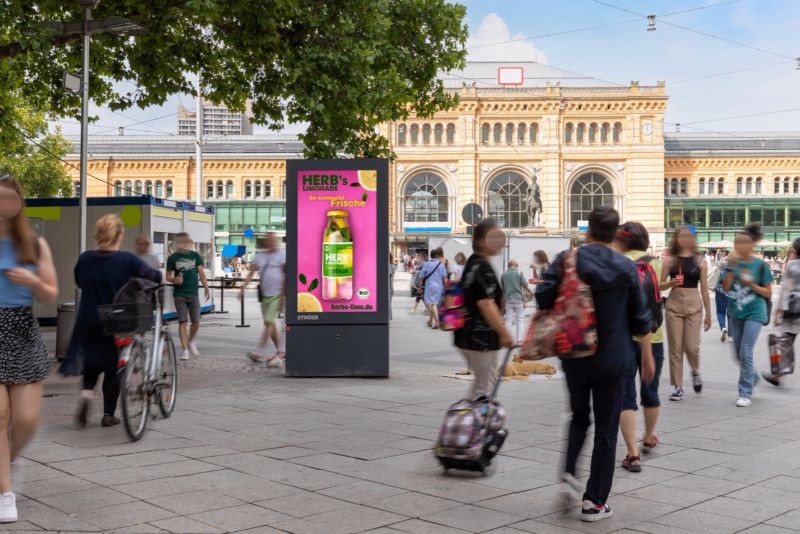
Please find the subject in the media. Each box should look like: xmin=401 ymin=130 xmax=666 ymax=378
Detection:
xmin=535 ymin=244 xmax=652 ymax=376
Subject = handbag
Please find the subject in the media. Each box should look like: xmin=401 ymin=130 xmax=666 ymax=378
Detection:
xmin=768 ymin=333 xmax=795 ymax=377
xmin=520 ymin=272 xmax=534 ymax=302
xmin=519 ymin=249 xmax=598 ymax=361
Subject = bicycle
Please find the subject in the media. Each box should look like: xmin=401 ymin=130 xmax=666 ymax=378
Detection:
xmin=116 ymin=285 xmax=178 ymax=441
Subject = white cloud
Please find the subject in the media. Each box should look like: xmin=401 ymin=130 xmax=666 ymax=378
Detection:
xmin=467 ymin=13 xmax=548 ymax=64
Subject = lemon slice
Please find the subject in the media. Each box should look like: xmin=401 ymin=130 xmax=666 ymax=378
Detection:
xmin=358 ymin=170 xmax=377 ymax=191
xmin=297 ymin=292 xmax=323 ymax=312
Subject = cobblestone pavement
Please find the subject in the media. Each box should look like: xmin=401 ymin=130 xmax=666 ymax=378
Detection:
xmin=16 ymin=277 xmax=800 ymax=533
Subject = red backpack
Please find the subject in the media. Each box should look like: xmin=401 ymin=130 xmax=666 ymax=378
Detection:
xmin=635 ymin=256 xmax=663 ymax=332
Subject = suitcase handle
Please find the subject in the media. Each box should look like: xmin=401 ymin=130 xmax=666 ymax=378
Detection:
xmin=489 ymin=346 xmax=519 ymax=401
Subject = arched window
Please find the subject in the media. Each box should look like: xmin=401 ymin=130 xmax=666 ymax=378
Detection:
xmin=679 ymin=178 xmax=688 ymax=196
xmin=487 ymin=171 xmax=531 ymax=228
xmin=114 ymin=181 xmax=122 ymax=197
xmin=530 ymin=122 xmax=539 ymax=144
xmin=505 ymin=123 xmax=514 ymax=144
xmin=481 ymin=123 xmax=490 ymax=144
xmin=422 ymin=124 xmax=431 ymax=145
xmin=156 ymin=180 xmax=164 ymax=197
xmin=404 ymin=173 xmax=448 ymax=223
xmin=755 ymin=177 xmax=762 ymax=194
xmin=124 ymin=180 xmax=132 ymax=196
xmin=669 ymin=178 xmax=678 ymax=196
xmin=517 ymin=123 xmax=526 ymax=144
xmin=264 ymin=181 xmax=272 ymax=197
xmin=795 ymin=177 xmax=800 ymax=195
xmin=434 ymin=123 xmax=444 ymax=144
xmin=775 ymin=177 xmax=782 ymax=194
xmin=601 ymin=123 xmax=610 ymax=143
xmin=570 ymin=172 xmax=614 ymax=228
xmin=214 ymin=180 xmax=222 ymax=198
xmin=134 ymin=181 xmax=143 ymax=195
xmin=736 ymin=177 xmax=743 ymax=195
xmin=446 ymin=123 xmax=456 ymax=144
xmin=165 ymin=180 xmax=174 ymax=198
xmin=613 ymin=122 xmax=622 ymax=143
xmin=588 ymin=123 xmax=598 ymax=144
xmin=746 ymin=177 xmax=753 ymax=195
xmin=206 ymin=181 xmax=214 ymax=199
xmin=576 ymin=123 xmax=586 ymax=144
xmin=717 ymin=177 xmax=724 ymax=195
xmin=699 ymin=178 xmax=706 ymax=195
xmin=145 ymin=181 xmax=153 ymax=196
xmin=565 ymin=123 xmax=574 ymax=144
xmin=493 ymin=123 xmax=502 ymax=144
xmin=397 ymin=124 xmax=407 ymax=146
xmin=410 ymin=124 xmax=419 ymax=144
xmin=226 ymin=180 xmax=235 ymax=198
xmin=254 ymin=180 xmax=262 ymax=198
xmin=708 ymin=177 xmax=715 ymax=195
xmin=245 ymin=180 xmax=252 ymax=199
xmin=784 ymin=177 xmax=790 ymax=194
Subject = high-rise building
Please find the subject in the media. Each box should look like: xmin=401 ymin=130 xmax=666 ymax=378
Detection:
xmin=177 ymin=98 xmax=254 ymax=136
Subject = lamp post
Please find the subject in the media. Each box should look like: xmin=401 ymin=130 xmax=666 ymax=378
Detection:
xmin=53 ymin=1 xmax=145 ymax=253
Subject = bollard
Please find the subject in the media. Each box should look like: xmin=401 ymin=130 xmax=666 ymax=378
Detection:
xmin=235 ymin=281 xmax=250 ymax=328
xmin=215 ymin=276 xmax=229 ymax=314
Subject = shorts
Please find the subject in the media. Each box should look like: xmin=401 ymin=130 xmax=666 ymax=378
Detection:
xmin=623 ymin=342 xmax=664 ymax=411
xmin=174 ymin=295 xmax=200 ymax=323
xmin=261 ymin=295 xmax=282 ymax=324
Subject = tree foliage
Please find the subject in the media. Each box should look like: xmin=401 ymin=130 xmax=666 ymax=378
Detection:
xmin=1 ymin=0 xmax=468 ymax=158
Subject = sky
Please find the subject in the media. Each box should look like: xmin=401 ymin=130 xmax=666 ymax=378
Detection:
xmin=53 ymin=0 xmax=800 ymax=137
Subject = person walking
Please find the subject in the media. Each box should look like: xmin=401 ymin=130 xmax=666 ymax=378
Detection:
xmin=715 ymin=261 xmax=730 ymax=342
xmin=614 ymin=222 xmax=664 ymax=473
xmin=530 ymin=250 xmax=550 ymax=282
xmin=63 ymin=214 xmax=161 ymax=428
xmin=661 ymin=226 xmax=712 ymax=401
xmin=451 ymin=252 xmax=466 ymax=281
xmin=241 ymin=233 xmax=285 ymax=366
xmin=417 ymin=248 xmax=447 ymax=329
xmin=501 ymin=259 xmax=530 ymax=345
xmin=536 ymin=206 xmax=653 ymax=522
xmin=764 ymin=237 xmax=800 ymax=386
xmin=723 ymin=224 xmax=772 ymax=407
xmin=166 ymin=233 xmax=210 ymax=361
xmin=0 ymin=173 xmax=59 ymax=523
xmin=456 ymin=220 xmax=514 ymax=400
xmin=135 ymin=235 xmax=159 ymax=270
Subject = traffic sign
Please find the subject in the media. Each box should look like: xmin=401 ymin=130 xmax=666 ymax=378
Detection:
xmin=462 ymin=203 xmax=484 ymax=226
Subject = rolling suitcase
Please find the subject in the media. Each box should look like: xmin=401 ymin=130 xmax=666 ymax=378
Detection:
xmin=434 ymin=347 xmax=514 ymax=476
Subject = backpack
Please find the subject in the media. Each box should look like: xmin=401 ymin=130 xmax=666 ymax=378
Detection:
xmin=519 ymin=248 xmax=597 ymax=361
xmin=439 ymin=279 xmax=466 ymax=331
xmin=635 ymin=255 xmax=663 ymax=332
xmin=434 ymin=398 xmax=507 ymax=462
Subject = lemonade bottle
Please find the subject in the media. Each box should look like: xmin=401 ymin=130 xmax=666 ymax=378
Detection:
xmin=322 ymin=210 xmax=353 ymax=301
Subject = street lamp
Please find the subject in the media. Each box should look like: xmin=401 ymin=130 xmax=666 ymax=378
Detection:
xmin=53 ymin=0 xmax=145 ymax=254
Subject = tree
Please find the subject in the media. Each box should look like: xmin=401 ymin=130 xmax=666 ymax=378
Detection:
xmin=0 ymin=1 xmax=468 ymax=158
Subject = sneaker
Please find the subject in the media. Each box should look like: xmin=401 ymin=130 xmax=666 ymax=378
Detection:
xmin=247 ymin=351 xmax=267 ymax=363
xmin=581 ymin=499 xmax=613 ymax=522
xmin=101 ymin=415 xmax=121 ymax=427
xmin=669 ymin=387 xmax=684 ymax=401
xmin=180 ymin=349 xmax=190 ymax=361
xmin=188 ymin=342 xmax=200 ymax=357
xmin=736 ymin=398 xmax=752 ymax=407
xmin=761 ymin=372 xmax=780 ymax=387
xmin=0 ymin=492 xmax=17 ymax=523
xmin=267 ymin=356 xmax=285 ymax=368
xmin=693 ymin=374 xmax=703 ymax=394
xmin=720 ymin=327 xmax=728 ymax=342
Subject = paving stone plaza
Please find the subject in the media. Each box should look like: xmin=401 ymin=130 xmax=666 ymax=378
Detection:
xmin=18 ymin=274 xmax=800 ymax=533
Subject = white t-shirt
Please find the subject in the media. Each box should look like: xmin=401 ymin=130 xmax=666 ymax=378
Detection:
xmin=254 ymin=249 xmax=285 ymax=297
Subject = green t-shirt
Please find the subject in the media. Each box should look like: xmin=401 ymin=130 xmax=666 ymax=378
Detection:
xmin=167 ymin=250 xmax=203 ymax=297
xmin=726 ymin=258 xmax=773 ymax=323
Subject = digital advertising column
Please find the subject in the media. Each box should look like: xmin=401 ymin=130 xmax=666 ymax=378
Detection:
xmin=285 ymin=159 xmax=389 ymax=377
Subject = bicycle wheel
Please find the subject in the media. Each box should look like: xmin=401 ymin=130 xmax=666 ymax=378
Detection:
xmin=120 ymin=339 xmax=149 ymax=441
xmin=157 ymin=332 xmax=178 ymax=418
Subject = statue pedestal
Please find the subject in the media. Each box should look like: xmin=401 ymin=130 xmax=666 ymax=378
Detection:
xmin=519 ymin=227 xmax=548 ymax=236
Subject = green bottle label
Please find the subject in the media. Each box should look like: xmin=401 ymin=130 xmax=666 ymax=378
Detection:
xmin=323 ymin=243 xmax=353 ymax=277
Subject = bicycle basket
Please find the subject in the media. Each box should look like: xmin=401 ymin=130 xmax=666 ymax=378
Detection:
xmin=99 ymin=302 xmax=154 ymax=335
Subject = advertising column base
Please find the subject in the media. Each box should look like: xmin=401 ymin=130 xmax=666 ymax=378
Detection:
xmin=285 ymin=324 xmax=389 ymax=378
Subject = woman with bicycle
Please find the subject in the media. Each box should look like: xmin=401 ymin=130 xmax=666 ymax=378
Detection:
xmin=0 ymin=172 xmax=58 ymax=523
xmin=62 ymin=214 xmax=161 ymax=428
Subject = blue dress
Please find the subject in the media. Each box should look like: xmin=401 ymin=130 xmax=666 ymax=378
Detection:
xmin=60 ymin=251 xmax=161 ymax=375
xmin=419 ymin=260 xmax=446 ymax=306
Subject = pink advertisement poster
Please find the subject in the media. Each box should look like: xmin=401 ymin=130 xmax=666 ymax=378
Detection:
xmin=295 ymin=169 xmax=378 ymax=313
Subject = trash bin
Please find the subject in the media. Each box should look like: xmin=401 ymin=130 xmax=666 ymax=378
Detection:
xmin=55 ymin=301 xmax=76 ymax=362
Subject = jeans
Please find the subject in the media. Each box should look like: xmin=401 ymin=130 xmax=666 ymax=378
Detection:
xmin=715 ymin=292 xmax=728 ymax=330
xmin=504 ymin=298 xmax=526 ymax=343
xmin=728 ymin=315 xmax=762 ymax=399
xmin=563 ymin=361 xmax=625 ymax=506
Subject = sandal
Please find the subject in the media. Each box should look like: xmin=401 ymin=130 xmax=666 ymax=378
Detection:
xmin=641 ymin=434 xmax=659 ymax=454
xmin=621 ymin=455 xmax=642 ymax=472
